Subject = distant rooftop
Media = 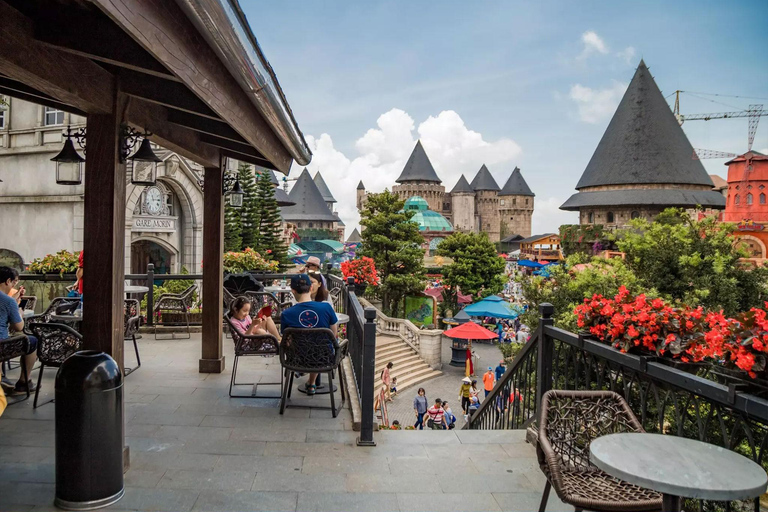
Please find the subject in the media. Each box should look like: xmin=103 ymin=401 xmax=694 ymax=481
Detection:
xmin=500 ymin=167 xmax=534 ymax=196
xmin=470 ymin=165 xmax=500 ymax=191
xmin=396 ymin=141 xmax=442 ymax=184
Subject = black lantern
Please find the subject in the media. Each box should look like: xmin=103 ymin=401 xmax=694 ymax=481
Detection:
xmin=229 ymin=179 xmax=244 ymax=207
xmin=51 ymin=127 xmax=85 ymax=185
xmin=128 ymin=137 xmax=161 ymax=186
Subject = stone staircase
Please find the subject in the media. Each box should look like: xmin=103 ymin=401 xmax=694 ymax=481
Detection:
xmin=375 ymin=333 xmax=442 ymax=391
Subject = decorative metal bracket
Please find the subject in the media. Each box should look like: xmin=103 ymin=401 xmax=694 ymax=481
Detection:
xmin=120 ymin=125 xmax=147 ymax=163
xmin=197 ymin=170 xmax=238 ymax=194
xmin=71 ymin=127 xmax=87 ymax=154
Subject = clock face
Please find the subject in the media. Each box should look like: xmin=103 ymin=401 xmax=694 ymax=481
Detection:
xmin=145 ymin=187 xmax=163 ymax=215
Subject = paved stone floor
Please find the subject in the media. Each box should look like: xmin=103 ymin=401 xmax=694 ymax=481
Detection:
xmin=0 ymin=334 xmax=571 ymax=512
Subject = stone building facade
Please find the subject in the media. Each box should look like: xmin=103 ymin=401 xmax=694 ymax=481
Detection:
xmin=357 ymin=141 xmax=535 ymax=242
xmin=0 ymin=96 xmax=204 ymax=274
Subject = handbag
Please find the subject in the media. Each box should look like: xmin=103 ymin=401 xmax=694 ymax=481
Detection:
xmin=427 ymin=418 xmax=435 ymax=428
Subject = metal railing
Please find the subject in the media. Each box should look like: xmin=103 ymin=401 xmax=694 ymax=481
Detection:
xmin=467 ymin=303 xmax=768 ymax=511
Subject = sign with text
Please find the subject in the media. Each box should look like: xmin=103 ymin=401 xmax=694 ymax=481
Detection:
xmin=133 ymin=216 xmax=176 ymax=233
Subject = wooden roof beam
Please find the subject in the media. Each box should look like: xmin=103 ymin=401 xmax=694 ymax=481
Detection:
xmin=117 ymin=69 xmax=220 ymax=120
xmin=92 ymin=0 xmax=293 ymax=173
xmin=167 ymin=110 xmax=250 ymax=145
xmin=0 ymin=76 xmax=86 ymax=117
xmin=0 ymin=2 xmax=114 ymax=114
xmin=198 ymin=133 xmax=273 ymax=168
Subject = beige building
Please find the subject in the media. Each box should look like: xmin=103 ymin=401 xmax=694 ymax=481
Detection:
xmin=357 ymin=141 xmax=535 ymax=242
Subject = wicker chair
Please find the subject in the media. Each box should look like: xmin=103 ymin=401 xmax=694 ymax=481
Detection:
xmin=278 ymin=328 xmax=348 ymax=417
xmin=29 ymin=322 xmax=83 ymax=408
xmin=244 ymin=291 xmax=292 ymax=324
xmin=224 ymin=314 xmax=281 ymax=398
xmin=124 ymin=299 xmax=142 ymax=375
xmin=537 ymin=390 xmax=663 ymax=512
xmin=153 ymin=284 xmax=197 ymax=339
xmin=0 ymin=334 xmax=30 ymax=403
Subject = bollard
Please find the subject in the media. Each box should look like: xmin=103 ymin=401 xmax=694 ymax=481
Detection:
xmin=55 ymin=351 xmax=124 ymax=510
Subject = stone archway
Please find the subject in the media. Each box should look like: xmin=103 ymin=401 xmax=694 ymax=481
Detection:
xmin=735 ymin=234 xmax=766 ymax=259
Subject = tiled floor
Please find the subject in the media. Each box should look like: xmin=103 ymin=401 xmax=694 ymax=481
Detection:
xmin=0 ymin=334 xmax=572 ymax=512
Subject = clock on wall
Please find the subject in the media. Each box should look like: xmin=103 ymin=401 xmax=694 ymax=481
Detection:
xmin=144 ymin=186 xmax=164 ymax=215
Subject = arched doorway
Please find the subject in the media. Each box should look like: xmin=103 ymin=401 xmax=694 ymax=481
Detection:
xmin=131 ymin=240 xmax=174 ymax=275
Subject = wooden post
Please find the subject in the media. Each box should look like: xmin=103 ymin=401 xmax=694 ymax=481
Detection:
xmin=199 ymin=156 xmax=225 ymax=373
xmin=81 ymin=93 xmax=125 ymax=372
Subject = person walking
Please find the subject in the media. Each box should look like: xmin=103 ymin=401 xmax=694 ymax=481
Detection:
xmin=425 ymin=398 xmax=446 ymax=430
xmin=483 ymin=367 xmax=495 ymax=398
xmin=459 ymin=377 xmax=471 ymax=418
xmin=495 ymin=360 xmax=506 ymax=382
xmin=381 ymin=361 xmax=394 ymax=402
xmin=413 ymin=387 xmax=428 ymax=430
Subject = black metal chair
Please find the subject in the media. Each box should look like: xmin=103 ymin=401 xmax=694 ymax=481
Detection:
xmin=24 ymin=297 xmax=78 ymax=330
xmin=0 ymin=334 xmax=30 ymax=404
xmin=224 ymin=314 xmax=281 ymax=398
xmin=153 ymin=284 xmax=197 ymax=339
xmin=124 ymin=299 xmax=142 ymax=375
xmin=29 ymin=322 xmax=83 ymax=408
xmin=21 ymin=295 xmax=37 ymax=312
xmin=278 ymin=328 xmax=348 ymax=417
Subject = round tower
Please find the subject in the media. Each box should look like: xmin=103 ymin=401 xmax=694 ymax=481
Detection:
xmin=499 ymin=167 xmax=535 ymax=238
xmin=723 ymin=150 xmax=768 ymax=262
xmin=393 ymin=141 xmax=445 ymax=212
xmin=470 ymin=165 xmax=501 ymax=242
xmin=449 ymin=175 xmax=475 ymax=232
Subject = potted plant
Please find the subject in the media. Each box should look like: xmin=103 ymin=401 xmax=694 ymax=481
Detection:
xmin=340 ymin=257 xmax=379 ymax=295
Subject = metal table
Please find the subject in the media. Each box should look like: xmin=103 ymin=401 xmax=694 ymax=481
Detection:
xmin=264 ymin=285 xmax=294 ymax=304
xmin=590 ymin=433 xmax=768 ymax=512
xmin=124 ymin=285 xmax=149 ymax=295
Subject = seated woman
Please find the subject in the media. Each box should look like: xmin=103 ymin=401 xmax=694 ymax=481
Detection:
xmin=229 ymin=296 xmax=281 ymax=340
xmin=307 ymin=270 xmax=334 ymax=309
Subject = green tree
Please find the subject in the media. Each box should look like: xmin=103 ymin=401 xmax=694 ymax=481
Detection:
xmin=237 ymin=162 xmax=260 ymax=250
xmin=223 ymin=199 xmax=242 ymax=252
xmin=358 ymin=190 xmax=425 ymax=316
xmin=253 ymin=169 xmax=287 ymax=267
xmin=614 ymin=208 xmax=768 ymax=316
xmin=436 ymin=231 xmax=506 ymax=315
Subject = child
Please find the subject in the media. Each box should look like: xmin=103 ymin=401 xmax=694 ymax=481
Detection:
xmin=391 ymin=420 xmax=401 ymax=430
xmin=390 ymin=376 xmax=398 ymax=398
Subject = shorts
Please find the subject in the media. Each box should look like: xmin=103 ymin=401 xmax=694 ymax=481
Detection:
xmin=26 ymin=335 xmax=38 ymax=354
xmin=390 ymin=387 xmax=397 ymax=393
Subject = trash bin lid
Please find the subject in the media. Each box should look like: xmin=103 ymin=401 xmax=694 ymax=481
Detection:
xmin=55 ymin=351 xmax=123 ymax=392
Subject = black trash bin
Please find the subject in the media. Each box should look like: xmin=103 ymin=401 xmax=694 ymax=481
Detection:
xmin=55 ymin=350 xmax=124 ymax=510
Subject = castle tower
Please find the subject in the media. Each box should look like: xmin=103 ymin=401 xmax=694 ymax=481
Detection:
xmin=392 ymin=140 xmax=445 ymax=212
xmin=723 ymin=150 xmax=768 ymax=261
xmin=499 ymin=167 xmax=535 ymax=237
xmin=314 ymin=171 xmax=337 ymax=213
xmin=450 ymin=175 xmax=475 ymax=232
xmin=356 ymin=180 xmax=366 ymax=210
xmin=470 ymin=164 xmax=501 ymax=242
xmin=280 ymin=169 xmax=338 ymax=231
xmin=560 ymin=60 xmax=724 ymax=226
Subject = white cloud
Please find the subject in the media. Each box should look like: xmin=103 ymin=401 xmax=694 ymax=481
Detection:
xmin=616 ymin=46 xmax=636 ymax=64
xmin=288 ymin=109 xmax=522 ymax=236
xmin=532 ymin=197 xmax=579 ymax=234
xmin=568 ymin=80 xmax=627 ymax=123
xmin=578 ymin=31 xmax=609 ymax=60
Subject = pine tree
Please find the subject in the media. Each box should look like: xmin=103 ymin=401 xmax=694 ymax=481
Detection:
xmin=237 ymin=162 xmax=260 ymax=250
xmin=254 ymin=169 xmax=287 ymax=267
xmin=223 ymin=199 xmax=242 ymax=252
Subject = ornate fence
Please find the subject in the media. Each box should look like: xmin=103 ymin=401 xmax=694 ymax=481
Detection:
xmin=468 ymin=304 xmax=768 ymax=511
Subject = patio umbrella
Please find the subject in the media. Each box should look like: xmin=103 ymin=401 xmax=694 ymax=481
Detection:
xmin=463 ymin=296 xmax=518 ymax=319
xmin=516 ymin=259 xmax=543 ymax=268
xmin=444 ymin=322 xmax=498 ymax=377
xmin=223 ymin=273 xmax=263 ymax=295
xmin=424 ymin=287 xmax=444 ymax=302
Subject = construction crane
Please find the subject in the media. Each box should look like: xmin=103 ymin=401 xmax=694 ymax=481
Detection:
xmin=672 ymin=91 xmax=767 ymax=158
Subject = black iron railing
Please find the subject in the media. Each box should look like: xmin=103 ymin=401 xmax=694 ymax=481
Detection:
xmin=468 ymin=303 xmax=768 ymax=511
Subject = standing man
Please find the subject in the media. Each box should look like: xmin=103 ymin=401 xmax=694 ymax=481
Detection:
xmin=483 ymin=367 xmax=495 ymax=398
xmin=0 ymin=267 xmax=38 ymax=395
xmin=495 ymin=360 xmax=506 ymax=382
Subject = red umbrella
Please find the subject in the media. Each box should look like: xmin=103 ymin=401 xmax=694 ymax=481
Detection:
xmin=444 ymin=321 xmax=498 ymax=340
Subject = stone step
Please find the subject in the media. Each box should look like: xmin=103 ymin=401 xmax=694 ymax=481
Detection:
xmin=376 ymin=344 xmax=416 ymax=359
xmin=393 ymin=369 xmax=443 ymax=392
xmin=375 ymin=351 xmax=420 ymax=370
xmin=382 ymin=359 xmax=427 ymax=380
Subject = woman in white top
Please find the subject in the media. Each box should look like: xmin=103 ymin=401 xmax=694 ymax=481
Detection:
xmin=308 ymin=271 xmax=335 ymax=310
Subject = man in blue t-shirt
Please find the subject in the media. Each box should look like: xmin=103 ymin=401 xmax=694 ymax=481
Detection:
xmin=281 ymin=274 xmax=337 ymax=395
xmin=0 ymin=266 xmax=38 ymax=395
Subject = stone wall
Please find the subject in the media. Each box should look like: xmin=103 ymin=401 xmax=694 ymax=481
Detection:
xmin=451 ymin=192 xmax=475 ymax=232
xmin=474 ymin=190 xmax=501 ymax=242
xmin=392 ymin=182 xmax=445 ymax=212
xmin=499 ymin=194 xmax=534 ymax=237
xmin=579 ymin=207 xmax=661 ymax=227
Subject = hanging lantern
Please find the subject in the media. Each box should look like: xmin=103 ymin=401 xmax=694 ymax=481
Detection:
xmin=129 ymin=138 xmax=161 ymax=186
xmin=51 ymin=129 xmax=85 ymax=185
xmin=229 ymin=179 xmax=244 ymax=207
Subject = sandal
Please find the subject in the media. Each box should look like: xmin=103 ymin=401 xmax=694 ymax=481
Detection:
xmin=307 ymin=384 xmax=316 ymax=396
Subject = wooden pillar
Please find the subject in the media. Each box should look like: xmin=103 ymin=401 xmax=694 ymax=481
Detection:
xmin=81 ymin=93 xmax=125 ymax=372
xmin=199 ymin=156 xmax=225 ymax=373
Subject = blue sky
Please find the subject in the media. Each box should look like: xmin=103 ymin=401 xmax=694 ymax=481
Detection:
xmin=245 ymin=0 xmax=768 ymax=234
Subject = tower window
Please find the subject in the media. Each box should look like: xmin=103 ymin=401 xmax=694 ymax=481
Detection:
xmin=761 ymin=193 xmax=766 ymax=205
xmin=512 ymin=198 xmax=516 ymax=205
xmin=747 ymin=193 xmax=753 ymax=205
xmin=525 ymin=198 xmax=528 ymax=205
xmin=588 ymin=212 xmax=594 ymax=223
xmin=631 ymin=211 xmax=640 ymax=220
xmin=735 ymin=194 xmax=740 ymax=205
xmin=607 ymin=212 xmax=615 ymax=223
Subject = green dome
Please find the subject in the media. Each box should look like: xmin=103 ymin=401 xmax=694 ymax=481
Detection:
xmin=404 ymin=196 xmax=429 ymax=211
xmin=404 ymin=195 xmax=453 ymax=232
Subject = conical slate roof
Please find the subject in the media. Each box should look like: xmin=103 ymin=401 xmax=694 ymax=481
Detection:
xmin=396 ymin=141 xmax=442 ymax=184
xmin=470 ymin=165 xmax=500 ymax=191
xmin=280 ymin=168 xmax=338 ymax=222
xmin=575 ymin=60 xmax=714 ymax=190
xmin=450 ymin=175 xmax=474 ymax=194
xmin=346 ymin=228 xmax=362 ymax=243
xmin=500 ymin=167 xmax=534 ymax=196
xmin=269 ymin=169 xmax=279 ymax=186
xmin=273 ymin=187 xmax=295 ymax=207
xmin=357 ymin=180 xmax=365 ymax=190
xmin=313 ymin=172 xmax=337 ymax=203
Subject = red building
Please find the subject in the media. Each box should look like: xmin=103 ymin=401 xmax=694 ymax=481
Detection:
xmin=723 ymin=150 xmax=768 ymax=264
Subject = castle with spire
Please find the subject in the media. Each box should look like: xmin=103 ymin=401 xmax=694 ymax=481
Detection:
xmin=357 ymin=141 xmax=535 ymax=242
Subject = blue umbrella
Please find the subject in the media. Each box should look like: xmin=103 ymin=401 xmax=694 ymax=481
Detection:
xmin=463 ymin=296 xmax=518 ymax=319
xmin=516 ymin=259 xmax=543 ymax=268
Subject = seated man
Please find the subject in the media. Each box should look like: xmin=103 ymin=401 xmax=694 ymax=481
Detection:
xmin=0 ymin=266 xmax=37 ymax=395
xmin=280 ymin=274 xmax=337 ymax=395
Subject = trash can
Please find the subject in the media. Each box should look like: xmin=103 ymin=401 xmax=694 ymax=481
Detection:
xmin=55 ymin=350 xmax=124 ymax=510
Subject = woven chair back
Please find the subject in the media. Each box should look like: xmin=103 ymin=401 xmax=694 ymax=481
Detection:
xmin=279 ymin=328 xmax=339 ymax=373
xmin=29 ymin=322 xmax=83 ymax=366
xmin=224 ymin=314 xmax=278 ymax=356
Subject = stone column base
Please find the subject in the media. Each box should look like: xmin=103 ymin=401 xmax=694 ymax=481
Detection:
xmin=199 ymin=356 xmax=225 ymax=373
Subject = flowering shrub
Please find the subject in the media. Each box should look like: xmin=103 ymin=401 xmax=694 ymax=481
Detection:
xmin=341 ymin=257 xmax=379 ymax=286
xmin=222 ymin=247 xmax=279 ymax=274
xmin=575 ymin=286 xmax=768 ymax=378
xmin=27 ymin=250 xmax=80 ymax=275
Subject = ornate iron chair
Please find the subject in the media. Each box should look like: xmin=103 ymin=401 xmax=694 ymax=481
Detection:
xmin=0 ymin=334 xmax=30 ymax=403
xmin=29 ymin=322 xmax=83 ymax=408
xmin=21 ymin=295 xmax=37 ymax=312
xmin=537 ymin=390 xmax=663 ymax=512
xmin=124 ymin=299 xmax=142 ymax=375
xmin=278 ymin=328 xmax=348 ymax=417
xmin=224 ymin=314 xmax=281 ymax=398
xmin=153 ymin=284 xmax=197 ymax=339
xmin=244 ymin=291 xmax=292 ymax=324
xmin=24 ymin=297 xmax=78 ymax=330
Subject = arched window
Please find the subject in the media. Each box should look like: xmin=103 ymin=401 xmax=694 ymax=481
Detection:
xmin=747 ymin=193 xmax=753 ymax=205
xmin=588 ymin=212 xmax=594 ymax=223
xmin=761 ymin=193 xmax=766 ymax=205
xmin=631 ymin=211 xmax=640 ymax=220
xmin=308 ymin=222 xmax=314 ymax=228
xmin=735 ymin=194 xmax=740 ymax=205
xmin=607 ymin=211 xmax=615 ymax=223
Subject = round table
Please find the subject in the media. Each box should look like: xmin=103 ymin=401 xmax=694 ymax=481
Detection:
xmin=125 ymin=285 xmax=149 ymax=295
xmin=590 ymin=433 xmax=768 ymax=512
xmin=22 ymin=310 xmax=35 ymax=319
xmin=336 ymin=313 xmax=349 ymax=324
xmin=50 ymin=313 xmax=82 ymax=329
xmin=264 ymin=285 xmax=294 ymax=304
